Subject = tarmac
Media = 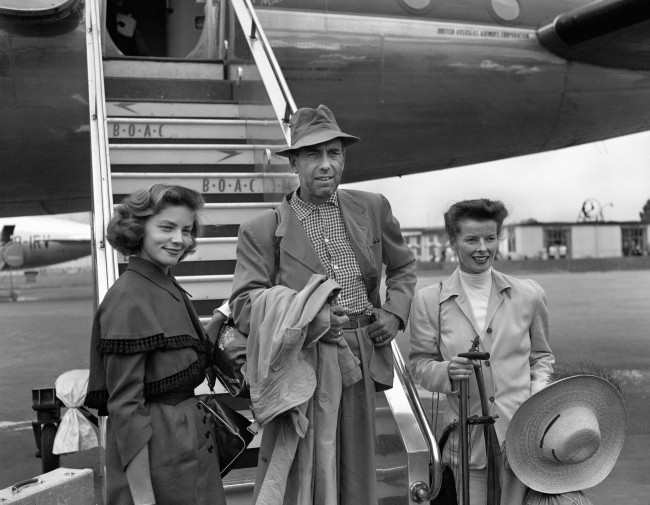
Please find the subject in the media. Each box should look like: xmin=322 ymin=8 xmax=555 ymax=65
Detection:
xmin=1 ymin=268 xmax=649 ymax=504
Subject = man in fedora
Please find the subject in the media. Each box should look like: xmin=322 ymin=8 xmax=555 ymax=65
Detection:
xmin=230 ymin=104 xmax=416 ymax=504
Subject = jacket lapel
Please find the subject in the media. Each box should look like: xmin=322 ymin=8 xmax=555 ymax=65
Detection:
xmin=485 ymin=270 xmax=511 ymax=330
xmin=337 ymin=190 xmax=378 ymax=289
xmin=276 ymin=197 xmax=326 ymax=274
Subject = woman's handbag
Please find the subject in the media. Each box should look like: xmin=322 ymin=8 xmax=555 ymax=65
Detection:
xmin=213 ymin=322 xmax=249 ymax=398
xmin=196 ymin=393 xmax=255 ymax=477
xmin=431 ymin=281 xmax=459 ymax=505
xmin=205 ymin=310 xmax=250 ymax=398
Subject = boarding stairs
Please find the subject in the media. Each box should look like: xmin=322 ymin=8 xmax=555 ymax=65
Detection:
xmin=85 ymin=0 xmax=441 ymax=503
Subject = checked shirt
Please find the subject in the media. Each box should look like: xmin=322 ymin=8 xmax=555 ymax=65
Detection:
xmin=290 ymin=190 xmax=374 ymax=317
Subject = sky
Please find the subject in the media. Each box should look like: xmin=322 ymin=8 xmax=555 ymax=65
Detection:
xmin=343 ymin=130 xmax=650 ymax=229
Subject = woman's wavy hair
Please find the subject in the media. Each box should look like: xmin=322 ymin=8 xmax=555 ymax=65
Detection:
xmin=107 ymin=184 xmax=204 ymax=260
xmin=444 ymin=198 xmax=509 ymax=244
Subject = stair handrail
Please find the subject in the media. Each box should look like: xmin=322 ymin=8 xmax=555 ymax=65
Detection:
xmin=85 ymin=2 xmax=117 ymax=504
xmin=391 ymin=341 xmax=444 ymax=502
xmin=228 ymin=0 xmax=297 ymax=144
xmin=85 ymin=0 xmax=119 ymax=306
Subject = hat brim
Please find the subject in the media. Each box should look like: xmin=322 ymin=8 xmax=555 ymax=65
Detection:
xmin=275 ymin=131 xmax=360 ymax=157
xmin=523 ymin=490 xmax=594 ymax=505
xmin=505 ymin=375 xmax=626 ymax=494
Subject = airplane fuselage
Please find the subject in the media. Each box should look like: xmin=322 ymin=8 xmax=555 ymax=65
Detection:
xmin=0 ymin=0 xmax=648 ymax=214
xmin=251 ymin=1 xmax=650 ymax=182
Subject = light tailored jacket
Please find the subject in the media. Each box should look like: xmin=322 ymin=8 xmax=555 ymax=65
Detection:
xmin=409 ymin=267 xmax=555 ymax=469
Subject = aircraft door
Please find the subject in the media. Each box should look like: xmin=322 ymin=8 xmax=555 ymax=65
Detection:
xmin=166 ymin=0 xmax=222 ymax=59
xmin=166 ymin=0 xmax=206 ymax=58
xmin=1 ymin=225 xmax=15 ymax=245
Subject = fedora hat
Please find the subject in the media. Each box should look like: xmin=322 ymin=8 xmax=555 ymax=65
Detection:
xmin=505 ymin=366 xmax=626 ymax=494
xmin=275 ymin=104 xmax=359 ymax=157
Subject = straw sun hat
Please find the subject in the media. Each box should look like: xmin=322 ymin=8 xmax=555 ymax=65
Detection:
xmin=505 ymin=363 xmax=626 ymax=494
xmin=524 ymin=490 xmax=594 ymax=505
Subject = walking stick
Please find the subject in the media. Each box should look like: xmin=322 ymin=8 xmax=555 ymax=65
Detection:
xmin=458 ymin=376 xmax=471 ymax=505
xmin=458 ymin=350 xmax=501 ymax=505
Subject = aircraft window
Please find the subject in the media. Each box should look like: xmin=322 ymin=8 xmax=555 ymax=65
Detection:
xmin=397 ymin=0 xmax=435 ymax=15
xmin=488 ymin=0 xmax=520 ymax=23
xmin=0 ymin=0 xmax=74 ymax=17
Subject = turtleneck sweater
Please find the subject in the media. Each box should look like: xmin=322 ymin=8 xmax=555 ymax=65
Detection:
xmin=459 ymin=268 xmax=492 ymax=334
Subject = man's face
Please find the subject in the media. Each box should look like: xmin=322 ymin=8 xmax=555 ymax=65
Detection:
xmin=290 ymin=139 xmax=344 ymax=205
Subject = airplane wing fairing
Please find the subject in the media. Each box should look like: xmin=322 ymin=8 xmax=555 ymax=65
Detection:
xmin=0 ymin=2 xmax=91 ymax=218
xmin=0 ymin=0 xmax=79 ymax=18
xmin=538 ymin=0 xmax=650 ymax=70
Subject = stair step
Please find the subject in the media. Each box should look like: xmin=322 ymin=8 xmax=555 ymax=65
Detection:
xmin=105 ymin=78 xmax=233 ymax=102
xmin=109 ymin=145 xmax=287 ymax=166
xmin=190 ymin=237 xmax=237 ymax=261
xmin=106 ymin=101 xmax=242 ymax=119
xmin=118 ymin=259 xmax=235 ymax=277
xmin=112 ymin=172 xmax=297 ymax=196
xmin=223 ymin=467 xmax=256 ymax=505
xmin=177 ymin=274 xmax=232 ymax=300
xmin=171 ymin=260 xmax=236 ymax=277
xmin=107 ymin=118 xmax=283 ymax=141
xmin=200 ymin=202 xmax=279 ymax=226
xmin=104 ymin=58 xmax=225 ymax=80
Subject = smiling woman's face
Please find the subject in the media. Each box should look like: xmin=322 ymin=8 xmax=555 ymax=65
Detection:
xmin=452 ymin=219 xmax=499 ymax=274
xmin=137 ymin=205 xmax=195 ymax=272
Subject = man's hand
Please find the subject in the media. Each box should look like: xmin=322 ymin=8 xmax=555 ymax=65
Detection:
xmin=205 ymin=310 xmax=228 ymax=345
xmin=367 ymin=308 xmax=400 ymax=347
xmin=325 ymin=304 xmax=349 ymax=341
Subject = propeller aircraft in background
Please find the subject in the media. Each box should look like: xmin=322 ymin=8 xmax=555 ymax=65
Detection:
xmin=0 ymin=216 xmax=90 ymax=271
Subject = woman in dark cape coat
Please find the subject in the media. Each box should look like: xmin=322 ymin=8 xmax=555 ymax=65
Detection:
xmin=85 ymin=184 xmax=226 ymax=505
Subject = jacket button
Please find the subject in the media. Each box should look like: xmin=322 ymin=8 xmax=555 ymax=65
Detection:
xmin=485 ymin=361 xmax=490 ymax=367
xmin=486 ymin=328 xmax=493 ymax=334
xmin=208 ymin=445 xmax=214 ymax=453
xmin=205 ymin=431 xmax=210 ymax=438
xmin=489 ymin=396 xmax=495 ymax=403
xmin=319 ymin=391 xmax=329 ymax=402
xmin=196 ymin=403 xmax=202 ymax=410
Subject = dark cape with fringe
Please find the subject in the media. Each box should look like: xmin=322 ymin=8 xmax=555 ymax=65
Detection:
xmin=84 ymin=256 xmax=224 ymax=505
xmin=85 ymin=256 xmax=211 ymax=415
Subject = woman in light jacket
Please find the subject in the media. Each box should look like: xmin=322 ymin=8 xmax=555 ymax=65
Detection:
xmin=409 ymin=198 xmax=554 ymax=504
xmin=85 ymin=184 xmax=226 ymax=505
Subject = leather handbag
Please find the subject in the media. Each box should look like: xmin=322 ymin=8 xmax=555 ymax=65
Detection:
xmin=431 ymin=464 xmax=458 ymax=505
xmin=431 ymin=281 xmax=458 ymax=505
xmin=205 ymin=310 xmax=250 ymax=398
xmin=213 ymin=321 xmax=250 ymax=398
xmin=196 ymin=393 xmax=255 ymax=477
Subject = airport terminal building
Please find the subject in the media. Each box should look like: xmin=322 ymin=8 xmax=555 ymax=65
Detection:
xmin=403 ymin=221 xmax=649 ymax=263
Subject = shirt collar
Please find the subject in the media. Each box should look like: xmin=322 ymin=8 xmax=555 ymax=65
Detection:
xmin=292 ymin=189 xmax=339 ymax=220
xmin=441 ymin=267 xmax=512 ymax=304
